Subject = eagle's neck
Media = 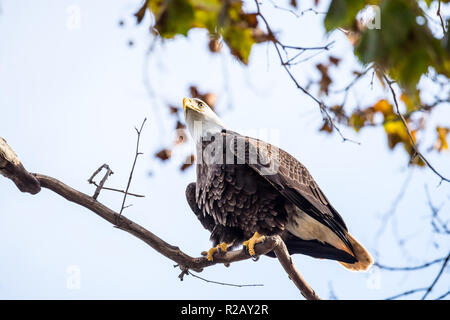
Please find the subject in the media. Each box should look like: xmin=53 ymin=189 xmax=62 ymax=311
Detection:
xmin=191 ymin=120 xmax=226 ymax=143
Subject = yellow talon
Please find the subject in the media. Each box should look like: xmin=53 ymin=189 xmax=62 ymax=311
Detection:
xmin=206 ymin=247 xmax=218 ymax=261
xmin=218 ymin=242 xmax=228 ymax=253
xmin=204 ymin=242 xmax=229 ymax=261
xmin=243 ymin=232 xmax=265 ymax=256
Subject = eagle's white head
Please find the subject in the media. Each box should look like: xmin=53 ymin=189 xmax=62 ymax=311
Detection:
xmin=183 ymin=97 xmax=226 ymax=142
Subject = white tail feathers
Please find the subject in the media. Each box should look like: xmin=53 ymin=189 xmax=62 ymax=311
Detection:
xmin=339 ymin=232 xmax=373 ymax=271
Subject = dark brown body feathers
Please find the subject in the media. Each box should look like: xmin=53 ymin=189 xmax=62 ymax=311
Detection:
xmin=185 ymin=130 xmax=362 ymax=265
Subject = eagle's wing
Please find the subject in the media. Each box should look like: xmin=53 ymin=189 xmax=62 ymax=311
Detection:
xmin=223 ymin=130 xmax=353 ymax=252
xmin=185 ymin=182 xmax=216 ymax=233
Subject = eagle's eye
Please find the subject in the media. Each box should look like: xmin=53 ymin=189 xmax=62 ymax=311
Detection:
xmin=197 ymin=101 xmax=204 ymax=108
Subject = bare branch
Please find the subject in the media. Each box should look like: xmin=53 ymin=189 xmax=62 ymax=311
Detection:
xmin=437 ymin=0 xmax=447 ymax=36
xmin=1 ymin=135 xmax=320 ymax=299
xmin=373 ymin=171 xmax=413 ymax=252
xmin=436 ymin=290 xmax=450 ymax=300
xmin=386 ymin=287 xmax=429 ymax=300
xmin=421 ymin=253 xmax=450 ymax=300
xmin=88 ymin=164 xmax=114 ymax=200
xmin=35 ymin=172 xmax=279 ymax=271
xmin=92 ymin=184 xmax=145 ymax=198
xmin=120 ymin=118 xmax=147 ymax=214
xmin=185 ymin=270 xmax=264 ymax=288
xmin=273 ymin=237 xmax=320 ymax=300
xmin=0 ymin=137 xmax=40 ymax=194
xmin=374 ymin=256 xmax=447 ymax=272
xmin=379 ymin=252 xmax=450 ymax=300
xmin=382 ymin=73 xmax=450 ymax=184
xmin=254 ymin=0 xmax=358 ymax=145
xmin=331 ymin=64 xmax=374 ymax=94
xmin=88 ymin=163 xmax=145 ymax=199
xmin=299 ymin=8 xmax=326 ymax=16
xmin=268 ymin=0 xmax=299 ymax=18
xmin=425 ymin=185 xmax=450 ymax=235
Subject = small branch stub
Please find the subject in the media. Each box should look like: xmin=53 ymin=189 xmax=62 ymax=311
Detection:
xmin=0 ymin=137 xmax=41 ymax=194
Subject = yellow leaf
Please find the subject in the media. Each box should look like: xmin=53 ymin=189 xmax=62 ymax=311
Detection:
xmin=383 ymin=120 xmax=414 ymax=149
xmin=373 ymin=99 xmax=393 ymax=117
xmin=348 ymin=112 xmax=365 ymax=132
xmin=400 ymin=91 xmax=421 ymax=113
xmin=434 ymin=127 xmax=450 ymax=152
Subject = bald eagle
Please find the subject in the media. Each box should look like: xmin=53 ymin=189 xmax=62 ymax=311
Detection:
xmin=183 ymin=97 xmax=373 ymax=271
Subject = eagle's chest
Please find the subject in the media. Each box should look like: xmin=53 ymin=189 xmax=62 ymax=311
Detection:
xmin=195 ymin=162 xmax=286 ymax=235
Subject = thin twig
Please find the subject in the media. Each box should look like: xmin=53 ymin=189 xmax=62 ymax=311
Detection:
xmin=374 ymin=256 xmax=447 ymax=271
xmin=186 ymin=271 xmax=264 ymax=288
xmin=88 ymin=164 xmax=114 ymax=200
xmin=299 ymin=8 xmax=326 ymax=15
xmin=421 ymin=253 xmax=450 ymax=300
xmin=373 ymin=171 xmax=413 ymax=252
xmin=382 ymin=73 xmax=450 ymax=184
xmin=92 ymin=184 xmax=145 ymax=198
xmin=88 ymin=163 xmax=145 ymax=198
xmin=331 ymin=64 xmax=374 ymax=94
xmin=436 ymin=290 xmax=450 ymax=300
xmin=386 ymin=287 xmax=428 ymax=300
xmin=120 ymin=118 xmax=147 ymax=214
xmin=268 ymin=0 xmax=299 ymax=18
xmin=381 ymin=252 xmax=450 ymax=300
xmin=425 ymin=185 xmax=450 ymax=234
xmin=436 ymin=0 xmax=447 ymax=36
xmin=254 ymin=0 xmax=358 ymax=145
xmin=87 ymin=164 xmax=112 ymax=184
xmin=273 ymin=237 xmax=321 ymax=300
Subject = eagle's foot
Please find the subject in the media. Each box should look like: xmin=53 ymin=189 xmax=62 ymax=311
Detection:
xmin=243 ymin=232 xmax=265 ymax=256
xmin=202 ymin=242 xmax=229 ymax=261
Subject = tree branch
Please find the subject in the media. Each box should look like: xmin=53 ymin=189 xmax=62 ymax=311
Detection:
xmin=0 ymin=136 xmax=320 ymax=300
xmin=254 ymin=0 xmax=358 ymax=145
xmin=120 ymin=118 xmax=147 ymax=214
xmin=377 ymin=252 xmax=450 ymax=300
xmin=0 ymin=137 xmax=40 ymax=194
xmin=382 ymin=73 xmax=450 ymax=184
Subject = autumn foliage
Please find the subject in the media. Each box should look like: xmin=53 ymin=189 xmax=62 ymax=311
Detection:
xmin=135 ymin=0 xmax=449 ymax=170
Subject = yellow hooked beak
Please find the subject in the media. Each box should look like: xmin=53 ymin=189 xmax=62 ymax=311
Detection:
xmin=183 ymin=97 xmax=203 ymax=113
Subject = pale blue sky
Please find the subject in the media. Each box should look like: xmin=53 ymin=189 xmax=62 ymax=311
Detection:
xmin=0 ymin=0 xmax=449 ymax=299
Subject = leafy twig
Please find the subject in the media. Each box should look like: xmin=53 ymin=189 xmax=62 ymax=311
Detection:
xmin=254 ymin=0 xmax=358 ymax=145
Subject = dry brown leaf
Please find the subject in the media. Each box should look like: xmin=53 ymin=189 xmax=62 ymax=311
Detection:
xmin=180 ymin=154 xmax=195 ymax=171
xmin=319 ymin=121 xmax=333 ymax=133
xmin=316 ymin=63 xmax=331 ymax=96
xmin=329 ymin=56 xmax=340 ymax=66
xmin=155 ymin=149 xmax=172 ymax=161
